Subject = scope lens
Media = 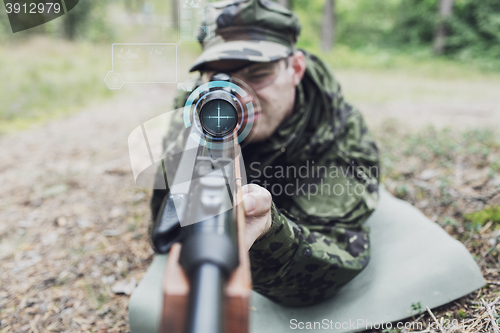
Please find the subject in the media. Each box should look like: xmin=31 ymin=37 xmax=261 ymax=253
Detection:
xmin=199 ymin=99 xmax=238 ymax=137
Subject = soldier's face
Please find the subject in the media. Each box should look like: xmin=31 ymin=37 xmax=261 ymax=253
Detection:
xmin=202 ymin=51 xmax=307 ymax=142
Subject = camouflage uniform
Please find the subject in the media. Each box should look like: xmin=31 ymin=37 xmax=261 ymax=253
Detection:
xmin=151 ymin=0 xmax=380 ymax=307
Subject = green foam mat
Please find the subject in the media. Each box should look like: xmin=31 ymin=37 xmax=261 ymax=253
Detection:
xmin=129 ymin=188 xmax=485 ymax=333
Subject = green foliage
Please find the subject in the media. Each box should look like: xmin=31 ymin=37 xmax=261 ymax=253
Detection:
xmin=61 ymin=0 xmax=115 ymax=41
xmin=294 ymin=0 xmax=401 ymax=50
xmin=395 ymin=184 xmax=409 ymax=198
xmin=290 ymin=0 xmax=500 ymax=69
xmin=392 ymin=0 xmax=437 ymax=46
xmin=394 ymin=0 xmax=500 ymax=59
xmin=462 ymin=128 xmax=500 ymax=150
xmin=335 ymin=0 xmax=401 ymax=48
xmin=465 ymin=221 xmax=483 ymax=233
xmin=382 ymin=328 xmax=401 ymax=333
xmin=62 ymin=0 xmax=92 ymax=40
xmin=410 ymin=301 xmax=424 ymax=315
xmin=441 ymin=216 xmax=458 ymax=227
xmin=463 ymin=206 xmax=500 ymax=226
xmin=490 ymin=159 xmax=500 ymax=176
xmin=293 ymin=0 xmax=323 ymax=50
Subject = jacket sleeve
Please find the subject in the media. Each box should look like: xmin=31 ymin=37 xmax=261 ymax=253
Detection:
xmin=248 ymin=98 xmax=379 ymax=306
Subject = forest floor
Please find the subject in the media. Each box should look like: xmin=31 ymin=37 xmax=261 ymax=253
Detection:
xmin=1 ymin=68 xmax=499 ymax=332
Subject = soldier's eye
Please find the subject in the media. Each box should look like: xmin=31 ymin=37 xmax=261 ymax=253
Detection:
xmin=249 ymin=71 xmax=273 ymax=78
xmin=246 ymin=73 xmax=274 ymax=84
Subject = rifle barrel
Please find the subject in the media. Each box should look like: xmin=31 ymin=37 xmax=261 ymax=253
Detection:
xmin=185 ymin=260 xmax=225 ymax=333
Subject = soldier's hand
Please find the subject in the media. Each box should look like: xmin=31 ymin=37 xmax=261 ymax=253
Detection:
xmin=242 ymin=184 xmax=272 ymax=251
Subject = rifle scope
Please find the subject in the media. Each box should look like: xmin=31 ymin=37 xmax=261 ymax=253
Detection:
xmin=198 ymin=73 xmax=239 ymax=138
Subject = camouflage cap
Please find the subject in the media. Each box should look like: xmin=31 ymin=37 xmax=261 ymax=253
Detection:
xmin=189 ymin=0 xmax=301 ymax=72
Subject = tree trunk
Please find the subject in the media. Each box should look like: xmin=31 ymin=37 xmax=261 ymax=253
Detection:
xmin=172 ymin=0 xmax=179 ymax=30
xmin=321 ymin=0 xmax=336 ymax=52
xmin=277 ymin=0 xmax=290 ymax=9
xmin=62 ymin=0 xmax=91 ymax=40
xmin=433 ymin=0 xmax=454 ymax=55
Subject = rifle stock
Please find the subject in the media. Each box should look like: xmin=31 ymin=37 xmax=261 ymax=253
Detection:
xmin=160 ymin=133 xmax=251 ymax=333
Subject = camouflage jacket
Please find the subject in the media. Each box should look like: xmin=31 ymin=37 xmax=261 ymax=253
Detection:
xmin=151 ymin=50 xmax=380 ymax=307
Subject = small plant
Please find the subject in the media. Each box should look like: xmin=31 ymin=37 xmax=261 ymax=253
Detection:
xmin=490 ymin=159 xmax=500 ymax=174
xmin=464 ymin=206 xmax=500 ymax=226
xmin=382 ymin=328 xmax=401 ymax=333
xmin=410 ymin=301 xmax=424 ymax=315
xmin=441 ymin=216 xmax=458 ymax=227
xmin=464 ymin=221 xmax=483 ymax=232
xmin=395 ymin=184 xmax=409 ymax=198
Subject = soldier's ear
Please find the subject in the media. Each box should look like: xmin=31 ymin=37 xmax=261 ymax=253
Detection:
xmin=290 ymin=51 xmax=306 ymax=87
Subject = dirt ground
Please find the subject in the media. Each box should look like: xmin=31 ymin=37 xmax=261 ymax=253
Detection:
xmin=1 ymin=72 xmax=499 ymax=332
xmin=0 ymin=84 xmax=175 ymax=332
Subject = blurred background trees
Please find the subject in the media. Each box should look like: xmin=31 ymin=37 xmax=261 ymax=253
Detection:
xmin=394 ymin=0 xmax=500 ymax=59
xmin=1 ymin=0 xmax=500 ymax=130
xmin=1 ymin=0 xmax=499 ymax=62
xmin=287 ymin=0 xmax=500 ymax=65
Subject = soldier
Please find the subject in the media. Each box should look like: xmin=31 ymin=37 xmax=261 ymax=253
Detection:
xmin=151 ymin=0 xmax=380 ymax=307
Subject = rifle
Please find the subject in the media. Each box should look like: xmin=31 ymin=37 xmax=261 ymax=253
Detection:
xmin=151 ymin=74 xmax=252 ymax=333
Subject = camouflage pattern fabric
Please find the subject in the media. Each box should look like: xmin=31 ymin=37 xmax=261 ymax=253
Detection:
xmin=241 ymin=51 xmax=379 ymax=306
xmin=190 ymin=0 xmax=301 ymax=72
xmin=150 ymin=50 xmax=380 ymax=307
